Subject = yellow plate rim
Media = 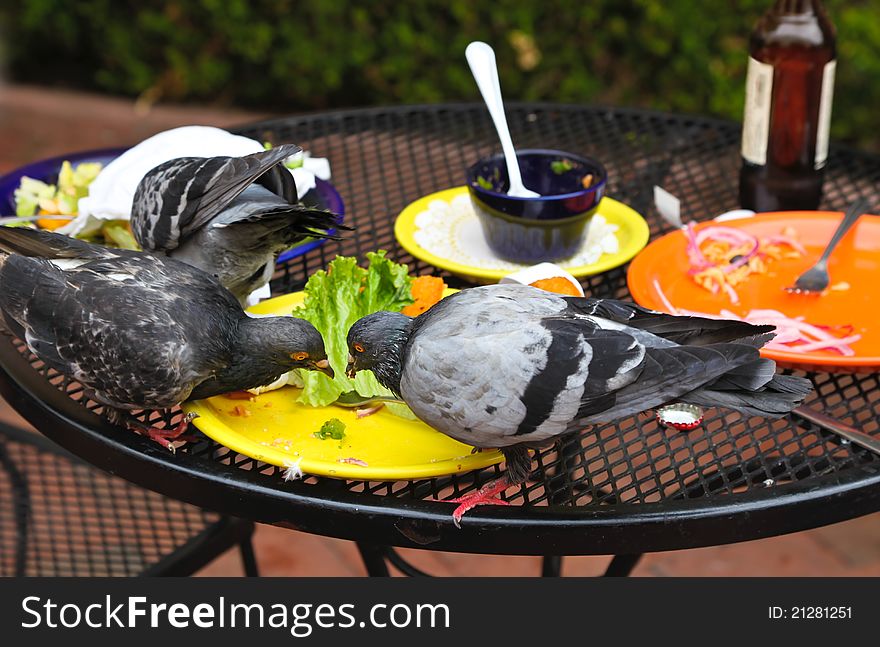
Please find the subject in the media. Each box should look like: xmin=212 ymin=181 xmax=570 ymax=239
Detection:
xmin=184 ymin=290 xmax=505 ymax=480
xmin=394 ymin=186 xmax=650 ymax=282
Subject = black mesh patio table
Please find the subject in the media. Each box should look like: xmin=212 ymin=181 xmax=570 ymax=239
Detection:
xmin=1 ymin=104 xmax=879 ymax=572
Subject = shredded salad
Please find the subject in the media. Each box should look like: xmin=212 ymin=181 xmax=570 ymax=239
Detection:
xmin=684 ymin=223 xmax=804 ymax=304
xmin=652 ymin=279 xmax=861 ymax=356
xmin=12 ymin=160 xmax=140 ymax=249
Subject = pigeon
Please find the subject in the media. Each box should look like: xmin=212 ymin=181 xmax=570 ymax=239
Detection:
xmin=131 ymin=144 xmax=347 ymax=305
xmin=346 ymin=283 xmax=813 ymax=526
xmin=0 ymin=226 xmax=333 ymax=450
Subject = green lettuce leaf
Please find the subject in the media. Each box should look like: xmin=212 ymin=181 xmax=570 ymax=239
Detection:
xmin=13 ymin=161 xmax=103 ymax=218
xmin=101 ymin=221 xmax=141 ymax=250
xmin=292 ymin=251 xmax=414 ymax=409
xmin=14 ymin=177 xmax=55 ymax=217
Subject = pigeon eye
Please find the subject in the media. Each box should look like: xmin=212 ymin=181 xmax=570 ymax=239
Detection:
xmin=292 ymin=352 xmax=309 ymax=361
xmin=353 ymin=343 xmax=365 ymax=353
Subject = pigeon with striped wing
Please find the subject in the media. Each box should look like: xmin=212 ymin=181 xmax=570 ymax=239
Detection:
xmin=131 ymin=144 xmax=345 ymax=305
xmin=346 ymin=284 xmax=813 ymax=526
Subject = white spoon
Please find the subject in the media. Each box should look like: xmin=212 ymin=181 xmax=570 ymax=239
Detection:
xmin=465 ymin=41 xmax=540 ymax=198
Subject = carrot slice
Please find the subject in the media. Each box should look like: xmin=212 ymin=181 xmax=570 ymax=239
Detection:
xmin=402 ymin=276 xmax=447 ymax=316
xmin=36 ymin=216 xmax=74 ymax=231
xmin=529 ymin=277 xmax=581 ymax=296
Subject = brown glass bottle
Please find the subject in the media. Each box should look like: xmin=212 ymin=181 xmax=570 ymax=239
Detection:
xmin=739 ymin=0 xmax=836 ymax=212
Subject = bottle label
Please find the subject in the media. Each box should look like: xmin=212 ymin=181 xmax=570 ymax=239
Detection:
xmin=741 ymin=56 xmax=774 ymax=165
xmin=815 ymin=60 xmax=836 ymax=169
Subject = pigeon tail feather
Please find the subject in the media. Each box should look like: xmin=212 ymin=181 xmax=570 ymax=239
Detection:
xmin=565 ymin=297 xmax=776 ymax=346
xmin=228 ymin=205 xmax=348 ymax=242
xmin=578 ymin=341 xmax=811 ymax=423
xmin=683 ymin=370 xmax=813 ymax=417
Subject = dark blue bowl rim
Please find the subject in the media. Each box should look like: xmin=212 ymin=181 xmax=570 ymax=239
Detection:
xmin=0 ymin=146 xmax=345 ymax=264
xmin=465 ymin=147 xmax=608 ymax=202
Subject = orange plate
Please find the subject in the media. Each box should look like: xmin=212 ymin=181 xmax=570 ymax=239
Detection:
xmin=626 ymin=211 xmax=880 ymax=371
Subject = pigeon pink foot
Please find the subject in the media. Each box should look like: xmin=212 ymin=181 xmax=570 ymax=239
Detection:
xmin=128 ymin=412 xmax=199 ymax=451
xmin=447 ymin=478 xmax=511 ymax=528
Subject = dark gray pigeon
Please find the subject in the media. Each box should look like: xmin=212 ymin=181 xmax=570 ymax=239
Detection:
xmin=346 ymin=283 xmax=813 ymax=525
xmin=0 ymin=226 xmax=333 ymax=450
xmin=131 ymin=144 xmax=346 ymax=305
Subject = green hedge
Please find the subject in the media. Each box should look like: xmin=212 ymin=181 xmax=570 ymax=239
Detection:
xmin=3 ymin=0 xmax=878 ymax=151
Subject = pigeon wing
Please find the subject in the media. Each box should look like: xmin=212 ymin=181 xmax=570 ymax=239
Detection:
xmin=575 ymin=342 xmax=765 ymax=425
xmin=254 ymin=159 xmax=299 ymax=203
xmin=564 ymin=295 xmax=775 ymax=346
xmin=0 ymin=225 xmax=118 ymax=260
xmin=132 ymin=144 xmax=302 ymax=251
xmin=510 ymin=318 xmax=645 ymax=442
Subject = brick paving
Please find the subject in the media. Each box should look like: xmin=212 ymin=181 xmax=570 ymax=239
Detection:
xmin=1 ymin=83 xmax=878 ymax=577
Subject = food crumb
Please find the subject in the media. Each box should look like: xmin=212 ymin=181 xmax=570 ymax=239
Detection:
xmin=551 ymin=159 xmax=574 ymax=174
xmin=229 ymin=405 xmax=251 ymax=417
xmin=337 ymin=457 xmax=369 ymax=467
xmin=830 ymin=281 xmax=851 ymax=291
xmin=581 ymin=173 xmax=594 ymax=188
xmin=313 ymin=418 xmax=346 ymax=440
xmin=356 ymin=404 xmax=384 ymax=418
xmin=226 ymin=391 xmax=256 ymax=401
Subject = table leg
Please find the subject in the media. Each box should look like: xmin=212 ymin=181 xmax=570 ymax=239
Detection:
xmin=356 ymin=542 xmax=391 ymax=577
xmin=385 ymin=548 xmax=431 ymax=577
xmin=238 ymin=536 xmax=259 ymax=577
xmin=0 ymin=440 xmax=30 ymax=577
xmin=603 ymin=554 xmax=642 ymax=577
xmin=541 ymin=555 xmax=562 ymax=577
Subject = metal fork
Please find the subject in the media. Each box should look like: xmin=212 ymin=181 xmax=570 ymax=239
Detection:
xmin=791 ymin=405 xmax=880 ymax=456
xmin=784 ymin=197 xmax=871 ymax=294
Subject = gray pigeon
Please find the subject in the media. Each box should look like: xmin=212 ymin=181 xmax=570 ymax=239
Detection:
xmin=346 ymin=283 xmax=813 ymax=525
xmin=0 ymin=226 xmax=333 ymax=450
xmin=131 ymin=144 xmax=346 ymax=305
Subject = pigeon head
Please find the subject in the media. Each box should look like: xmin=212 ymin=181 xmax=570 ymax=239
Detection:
xmin=346 ymin=311 xmax=413 ymax=394
xmin=243 ymin=316 xmax=333 ymax=377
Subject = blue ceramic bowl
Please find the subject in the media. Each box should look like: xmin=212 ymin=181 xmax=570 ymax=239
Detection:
xmin=0 ymin=147 xmax=345 ymax=263
xmin=466 ymin=149 xmax=607 ymax=263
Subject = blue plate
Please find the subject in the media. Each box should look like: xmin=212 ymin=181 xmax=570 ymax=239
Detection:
xmin=0 ymin=146 xmax=345 ymax=264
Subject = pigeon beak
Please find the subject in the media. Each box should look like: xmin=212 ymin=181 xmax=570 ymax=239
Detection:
xmin=346 ymin=354 xmax=357 ymax=379
xmin=310 ymin=358 xmax=335 ymax=379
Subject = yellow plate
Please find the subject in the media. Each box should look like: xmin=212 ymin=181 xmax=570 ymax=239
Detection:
xmin=183 ymin=291 xmax=504 ymax=481
xmin=394 ymin=186 xmax=650 ymax=283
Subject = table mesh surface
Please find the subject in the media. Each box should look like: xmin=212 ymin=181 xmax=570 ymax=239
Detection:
xmin=0 ymin=427 xmax=224 ymax=576
xmin=5 ymin=104 xmax=880 ymax=525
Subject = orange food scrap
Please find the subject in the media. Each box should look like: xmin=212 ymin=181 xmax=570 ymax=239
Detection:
xmin=529 ymin=277 xmax=581 ymax=296
xmin=36 ymin=216 xmax=74 ymax=231
xmin=229 ymin=405 xmax=251 ymax=417
xmin=225 ymin=391 xmax=256 ymax=401
xmin=401 ymin=276 xmax=447 ymax=316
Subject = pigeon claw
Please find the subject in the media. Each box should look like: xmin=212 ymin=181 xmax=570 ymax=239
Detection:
xmin=447 ymin=478 xmax=511 ymax=528
xmin=148 ymin=432 xmax=177 ymax=453
xmin=128 ymin=412 xmax=200 ymax=452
